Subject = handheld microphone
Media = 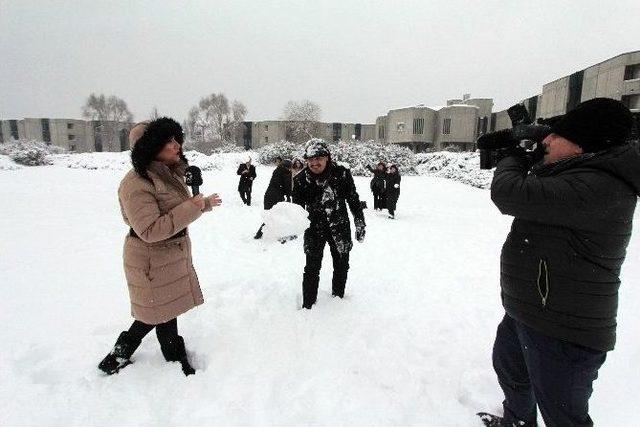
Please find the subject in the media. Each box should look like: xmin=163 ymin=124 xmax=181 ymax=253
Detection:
xmin=185 ymin=166 xmax=203 ymax=196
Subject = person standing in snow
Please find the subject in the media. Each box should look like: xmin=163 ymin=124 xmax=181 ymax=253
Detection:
xmin=481 ymin=98 xmax=639 ymax=426
xmin=368 ymin=162 xmax=387 ymax=210
xmin=98 ymin=118 xmax=222 ymax=377
xmin=293 ymin=139 xmax=366 ymax=309
xmin=384 ymin=164 xmax=401 ymax=219
xmin=254 ymin=159 xmax=293 ymax=239
xmin=237 ymin=156 xmax=257 ymax=205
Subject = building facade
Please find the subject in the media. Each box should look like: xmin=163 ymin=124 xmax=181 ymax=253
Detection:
xmin=0 ymin=118 xmax=134 ymax=152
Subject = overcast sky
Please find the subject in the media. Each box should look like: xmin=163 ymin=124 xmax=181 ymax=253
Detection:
xmin=1 ymin=0 xmax=639 ymax=124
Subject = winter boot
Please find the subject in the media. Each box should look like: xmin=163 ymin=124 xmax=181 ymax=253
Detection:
xmin=254 ymin=224 xmax=265 ymax=240
xmin=98 ymin=331 xmax=142 ymax=375
xmin=160 ymin=336 xmax=196 ymax=376
xmin=477 ymin=413 xmax=504 ymax=426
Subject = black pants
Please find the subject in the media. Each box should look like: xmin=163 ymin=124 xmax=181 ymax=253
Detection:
xmin=302 ymin=237 xmax=350 ymax=308
xmin=493 ymin=314 xmax=606 ymax=427
xmin=239 ymin=185 xmax=252 ymax=205
xmin=373 ymin=192 xmax=385 ymax=210
xmin=128 ymin=318 xmax=179 ymax=347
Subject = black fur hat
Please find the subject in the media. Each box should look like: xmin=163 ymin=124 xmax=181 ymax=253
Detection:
xmin=131 ymin=117 xmax=187 ymax=179
xmin=552 ymin=98 xmax=633 ymax=153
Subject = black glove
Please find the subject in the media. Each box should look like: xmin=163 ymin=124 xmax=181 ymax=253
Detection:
xmin=355 ymin=220 xmax=366 ymax=243
xmin=495 ymin=144 xmax=545 ymax=169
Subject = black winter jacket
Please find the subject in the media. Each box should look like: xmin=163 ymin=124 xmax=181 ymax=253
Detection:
xmin=264 ymin=164 xmax=292 ymax=210
xmin=385 ymin=172 xmax=401 ymax=211
xmin=491 ymin=145 xmax=640 ymax=351
xmin=293 ymin=162 xmax=365 ymax=255
xmin=237 ymin=163 xmax=256 ymax=190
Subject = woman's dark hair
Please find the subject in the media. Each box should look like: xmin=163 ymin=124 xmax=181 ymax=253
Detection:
xmin=131 ymin=117 xmax=188 ymax=180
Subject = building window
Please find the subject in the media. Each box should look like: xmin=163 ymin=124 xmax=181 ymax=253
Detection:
xmin=69 ymin=144 xmax=76 ymax=151
xmin=41 ymin=118 xmax=51 ymax=143
xmin=624 ymin=64 xmax=640 ymax=81
xmin=10 ymin=120 xmax=19 ymax=140
xmin=67 ymin=123 xmax=74 ymax=130
xmin=396 ymin=122 xmax=405 ymax=132
xmin=68 ymin=134 xmax=76 ymax=140
xmin=265 ymin=125 xmax=268 ymax=132
xmin=442 ymin=118 xmax=452 ymax=135
xmin=413 ymin=118 xmax=424 ymax=135
xmin=264 ymin=136 xmax=269 ymax=144
xmin=622 ymin=94 xmax=640 ymax=110
xmin=0 ymin=124 xmax=3 ymax=143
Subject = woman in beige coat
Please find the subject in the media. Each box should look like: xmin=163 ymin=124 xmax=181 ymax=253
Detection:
xmin=98 ymin=118 xmax=221 ymax=376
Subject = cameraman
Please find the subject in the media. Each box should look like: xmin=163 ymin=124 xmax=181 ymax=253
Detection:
xmin=487 ymin=98 xmax=639 ymax=426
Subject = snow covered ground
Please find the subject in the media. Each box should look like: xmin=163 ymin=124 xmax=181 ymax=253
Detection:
xmin=0 ymin=153 xmax=638 ymax=426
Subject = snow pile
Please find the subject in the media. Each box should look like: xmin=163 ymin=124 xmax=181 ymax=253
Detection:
xmin=0 ymin=140 xmax=65 ymax=166
xmin=258 ymin=140 xmax=418 ymax=175
xmin=0 ymin=155 xmax=22 ymax=170
xmin=261 ymin=202 xmax=310 ymax=241
xmin=54 ymin=152 xmax=131 ymax=170
xmin=416 ymin=151 xmax=493 ymax=189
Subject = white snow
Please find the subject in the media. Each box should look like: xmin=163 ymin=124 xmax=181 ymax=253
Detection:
xmin=261 ymin=202 xmax=310 ymax=241
xmin=0 ymin=153 xmax=638 ymax=426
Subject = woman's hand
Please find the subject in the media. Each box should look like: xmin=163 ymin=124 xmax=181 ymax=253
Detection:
xmin=206 ymin=193 xmax=222 ymax=208
xmin=190 ymin=194 xmax=206 ymax=211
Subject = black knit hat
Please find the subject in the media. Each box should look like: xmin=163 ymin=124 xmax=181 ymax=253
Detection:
xmin=551 ymin=98 xmax=633 ymax=153
xmin=303 ymin=139 xmax=330 ymax=159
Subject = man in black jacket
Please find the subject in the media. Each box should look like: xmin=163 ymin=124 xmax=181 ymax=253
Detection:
xmin=293 ymin=139 xmax=366 ymax=309
xmin=485 ymin=98 xmax=639 ymax=426
xmin=237 ymin=156 xmax=257 ymax=205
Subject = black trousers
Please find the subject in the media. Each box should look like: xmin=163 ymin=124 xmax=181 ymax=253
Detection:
xmin=493 ymin=314 xmax=606 ymax=427
xmin=302 ymin=236 xmax=350 ymax=308
xmin=128 ymin=318 xmax=179 ymax=347
xmin=239 ymin=184 xmax=252 ymax=205
xmin=373 ymin=192 xmax=385 ymax=210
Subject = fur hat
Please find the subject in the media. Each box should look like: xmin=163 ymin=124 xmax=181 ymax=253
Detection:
xmin=551 ymin=98 xmax=633 ymax=153
xmin=128 ymin=121 xmax=150 ymax=148
xmin=304 ymin=139 xmax=330 ymax=159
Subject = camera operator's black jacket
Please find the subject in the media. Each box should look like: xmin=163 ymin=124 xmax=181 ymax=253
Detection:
xmin=491 ymin=144 xmax=640 ymax=351
xmin=293 ymin=162 xmax=365 ymax=255
xmin=264 ymin=164 xmax=292 ymax=210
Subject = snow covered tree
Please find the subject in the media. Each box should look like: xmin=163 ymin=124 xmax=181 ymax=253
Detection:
xmin=186 ymin=93 xmax=247 ymax=153
xmin=82 ymin=93 xmax=134 ymax=151
xmin=282 ymin=100 xmax=322 ymax=143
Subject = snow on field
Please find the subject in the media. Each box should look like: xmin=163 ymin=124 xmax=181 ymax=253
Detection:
xmin=0 ymin=153 xmax=638 ymax=427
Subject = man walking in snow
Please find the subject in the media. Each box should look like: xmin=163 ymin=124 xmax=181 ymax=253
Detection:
xmin=237 ymin=156 xmax=257 ymax=205
xmin=293 ymin=139 xmax=366 ymax=309
xmin=482 ymin=98 xmax=639 ymax=426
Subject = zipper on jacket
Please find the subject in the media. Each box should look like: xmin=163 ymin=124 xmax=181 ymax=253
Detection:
xmin=537 ymin=259 xmax=549 ymax=308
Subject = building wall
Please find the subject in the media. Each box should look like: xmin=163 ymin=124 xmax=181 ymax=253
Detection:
xmin=434 ymin=106 xmax=479 ymax=150
xmin=251 ymin=121 xmax=287 ymax=148
xmin=361 ymin=124 xmax=376 ymax=141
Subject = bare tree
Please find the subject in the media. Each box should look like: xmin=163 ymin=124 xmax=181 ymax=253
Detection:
xmin=82 ymin=93 xmax=134 ymax=151
xmin=185 ymin=93 xmax=247 ymax=153
xmin=150 ymin=106 xmax=160 ymax=120
xmin=282 ymin=100 xmax=322 ymax=143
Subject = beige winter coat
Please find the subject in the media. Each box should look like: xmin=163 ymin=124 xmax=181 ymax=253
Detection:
xmin=118 ymin=161 xmax=210 ymax=325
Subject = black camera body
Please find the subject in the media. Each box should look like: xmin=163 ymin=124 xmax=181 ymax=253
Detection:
xmin=477 ymin=104 xmax=552 ymax=169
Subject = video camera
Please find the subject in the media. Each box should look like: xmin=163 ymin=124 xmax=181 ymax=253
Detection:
xmin=477 ymin=104 xmax=553 ymax=169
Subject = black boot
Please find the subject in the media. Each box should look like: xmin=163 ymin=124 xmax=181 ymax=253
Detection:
xmin=160 ymin=336 xmax=196 ymax=376
xmin=98 ymin=331 xmax=142 ymax=375
xmin=254 ymin=224 xmax=265 ymax=239
xmin=476 ymin=413 xmax=509 ymax=427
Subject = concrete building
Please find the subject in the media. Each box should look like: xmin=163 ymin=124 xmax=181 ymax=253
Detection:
xmin=492 ymin=50 xmax=640 ymax=137
xmin=0 ymin=118 xmax=133 ymax=152
xmin=375 ymin=95 xmax=494 ymax=152
xmin=237 ymin=120 xmax=377 ymax=149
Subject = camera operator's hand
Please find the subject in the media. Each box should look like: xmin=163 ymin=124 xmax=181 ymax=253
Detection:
xmin=190 ymin=194 xmax=206 ymax=211
xmin=355 ymin=221 xmax=366 ymax=243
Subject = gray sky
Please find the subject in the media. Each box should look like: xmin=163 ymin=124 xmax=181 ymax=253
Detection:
xmin=1 ymin=0 xmax=639 ymax=124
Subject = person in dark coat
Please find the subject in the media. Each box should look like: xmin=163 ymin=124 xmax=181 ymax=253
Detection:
xmin=293 ymin=139 xmax=366 ymax=309
xmin=482 ymin=98 xmax=639 ymax=426
xmin=368 ymin=162 xmax=387 ymax=210
xmin=237 ymin=156 xmax=257 ymax=205
xmin=384 ymin=164 xmax=401 ymax=219
xmin=254 ymin=159 xmax=293 ymax=239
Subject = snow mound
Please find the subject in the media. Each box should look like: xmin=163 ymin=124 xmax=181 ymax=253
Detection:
xmin=53 ymin=152 xmax=131 ymax=170
xmin=416 ymin=151 xmax=493 ymax=189
xmin=261 ymin=202 xmax=310 ymax=240
xmin=0 ymin=155 xmax=22 ymax=170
